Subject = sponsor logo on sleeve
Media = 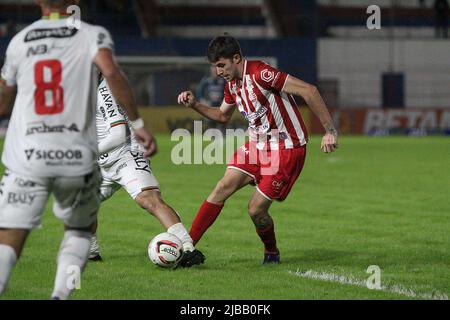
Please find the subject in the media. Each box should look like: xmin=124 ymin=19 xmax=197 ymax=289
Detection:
xmin=260 ymin=69 xmax=275 ymax=83
xmin=98 ymin=86 xmax=118 ymax=118
xmin=100 ymin=106 xmax=107 ymax=121
xmin=97 ymin=153 xmax=109 ymax=161
xmin=272 ymin=72 xmax=281 ymax=87
xmin=97 ymin=33 xmax=106 ymax=45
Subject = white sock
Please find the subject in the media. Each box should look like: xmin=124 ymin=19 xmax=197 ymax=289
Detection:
xmin=51 ymin=230 xmax=91 ymax=300
xmin=0 ymin=244 xmax=17 ymax=295
xmin=167 ymin=223 xmax=194 ymax=252
xmin=89 ymin=234 xmax=100 ymax=257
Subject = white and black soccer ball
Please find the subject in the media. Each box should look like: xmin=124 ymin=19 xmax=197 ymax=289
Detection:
xmin=148 ymin=232 xmax=184 ymax=268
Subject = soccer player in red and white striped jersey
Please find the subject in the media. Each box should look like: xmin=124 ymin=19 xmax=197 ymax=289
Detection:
xmin=178 ymin=35 xmax=338 ymax=264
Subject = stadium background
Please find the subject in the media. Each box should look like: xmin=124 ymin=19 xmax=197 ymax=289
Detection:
xmin=1 ymin=0 xmax=449 ymax=135
xmin=0 ymin=0 xmax=448 ymax=301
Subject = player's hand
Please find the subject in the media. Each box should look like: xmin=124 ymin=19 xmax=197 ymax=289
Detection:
xmin=177 ymin=91 xmax=197 ymax=108
xmin=134 ymin=127 xmax=158 ymax=157
xmin=320 ymin=131 xmax=338 ymax=153
xmin=145 ymin=134 xmax=158 ymax=158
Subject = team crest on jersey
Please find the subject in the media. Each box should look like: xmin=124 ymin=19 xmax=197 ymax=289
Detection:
xmin=260 ymin=69 xmax=275 ymax=83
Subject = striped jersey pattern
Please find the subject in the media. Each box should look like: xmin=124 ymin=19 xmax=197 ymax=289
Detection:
xmin=224 ymin=60 xmax=308 ymax=150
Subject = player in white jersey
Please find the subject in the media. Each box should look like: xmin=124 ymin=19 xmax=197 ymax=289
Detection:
xmin=0 ymin=0 xmax=156 ymax=299
xmin=89 ymin=76 xmax=205 ymax=267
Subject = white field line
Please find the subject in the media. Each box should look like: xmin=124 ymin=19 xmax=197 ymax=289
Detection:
xmin=288 ymin=269 xmax=449 ymax=300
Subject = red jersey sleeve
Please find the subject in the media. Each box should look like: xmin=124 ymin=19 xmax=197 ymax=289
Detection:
xmin=223 ymin=82 xmax=235 ymax=104
xmin=253 ymin=62 xmax=289 ymax=92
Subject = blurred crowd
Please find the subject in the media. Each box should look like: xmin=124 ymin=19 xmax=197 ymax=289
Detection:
xmin=0 ymin=0 xmax=449 ymax=39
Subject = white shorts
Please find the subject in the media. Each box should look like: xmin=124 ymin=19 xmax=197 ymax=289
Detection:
xmin=0 ymin=168 xmax=101 ymax=230
xmin=99 ymin=150 xmax=159 ymax=201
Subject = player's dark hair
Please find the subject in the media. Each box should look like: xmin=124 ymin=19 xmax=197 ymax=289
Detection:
xmin=207 ymin=34 xmax=242 ymax=63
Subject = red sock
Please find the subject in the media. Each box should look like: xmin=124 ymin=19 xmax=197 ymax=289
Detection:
xmin=256 ymin=224 xmax=278 ymax=254
xmin=189 ymin=200 xmax=224 ymax=245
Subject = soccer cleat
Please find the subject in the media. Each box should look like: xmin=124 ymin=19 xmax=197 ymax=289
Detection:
xmin=88 ymin=253 xmax=103 ymax=261
xmin=262 ymin=251 xmax=280 ymax=264
xmin=176 ymin=249 xmax=205 ymax=268
xmin=88 ymin=235 xmax=102 ymax=262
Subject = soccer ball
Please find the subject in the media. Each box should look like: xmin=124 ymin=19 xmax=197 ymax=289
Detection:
xmin=148 ymin=232 xmax=184 ymax=268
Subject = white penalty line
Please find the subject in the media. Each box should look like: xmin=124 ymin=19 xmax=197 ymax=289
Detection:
xmin=288 ymin=269 xmax=449 ymax=300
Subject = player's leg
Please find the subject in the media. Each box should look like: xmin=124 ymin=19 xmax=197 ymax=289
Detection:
xmin=88 ymin=219 xmax=102 ymax=261
xmin=108 ymin=151 xmax=174 ymax=228
xmin=135 ymin=188 xmax=205 ymax=267
xmin=51 ymin=224 xmax=94 ymax=300
xmin=135 ymin=188 xmax=181 ymax=229
xmin=0 ymin=229 xmax=29 ymax=257
xmin=88 ymin=174 xmax=119 ymax=261
xmin=0 ymin=229 xmax=29 ymax=294
xmin=111 ymin=151 xmax=204 ymax=267
xmin=247 ymin=190 xmax=280 ymax=264
xmin=51 ymin=171 xmax=101 ymax=300
xmin=190 ymin=141 xmax=259 ymax=244
xmin=189 ymin=168 xmax=254 ymax=244
xmin=249 ymin=146 xmax=307 ymax=264
xmin=0 ymin=170 xmax=49 ymax=295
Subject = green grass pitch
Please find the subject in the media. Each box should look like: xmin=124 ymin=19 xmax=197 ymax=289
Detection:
xmin=0 ymin=135 xmax=448 ymax=300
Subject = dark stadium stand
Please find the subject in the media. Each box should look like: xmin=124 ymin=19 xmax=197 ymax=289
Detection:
xmin=320 ymin=5 xmax=435 ymax=28
xmin=0 ymin=0 xmax=446 ymax=39
xmin=0 ymin=0 xmax=140 ymax=38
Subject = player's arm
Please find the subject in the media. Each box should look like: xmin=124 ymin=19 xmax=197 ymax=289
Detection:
xmin=0 ymin=39 xmax=18 ymax=117
xmin=0 ymin=80 xmax=16 ymax=117
xmin=94 ymin=49 xmax=157 ymax=157
xmin=177 ymin=90 xmax=235 ymax=123
xmin=94 ymin=49 xmax=138 ymax=120
xmin=98 ymin=123 xmax=127 ymax=154
xmin=282 ymin=76 xmax=338 ymax=153
xmin=97 ymin=84 xmax=128 ymax=154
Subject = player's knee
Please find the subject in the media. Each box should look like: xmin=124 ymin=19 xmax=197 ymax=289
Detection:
xmin=136 ymin=192 xmax=165 ymax=214
xmin=247 ymin=202 xmax=264 ymax=217
xmin=0 ymin=229 xmax=30 ymax=258
xmin=213 ymin=179 xmax=233 ymax=198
